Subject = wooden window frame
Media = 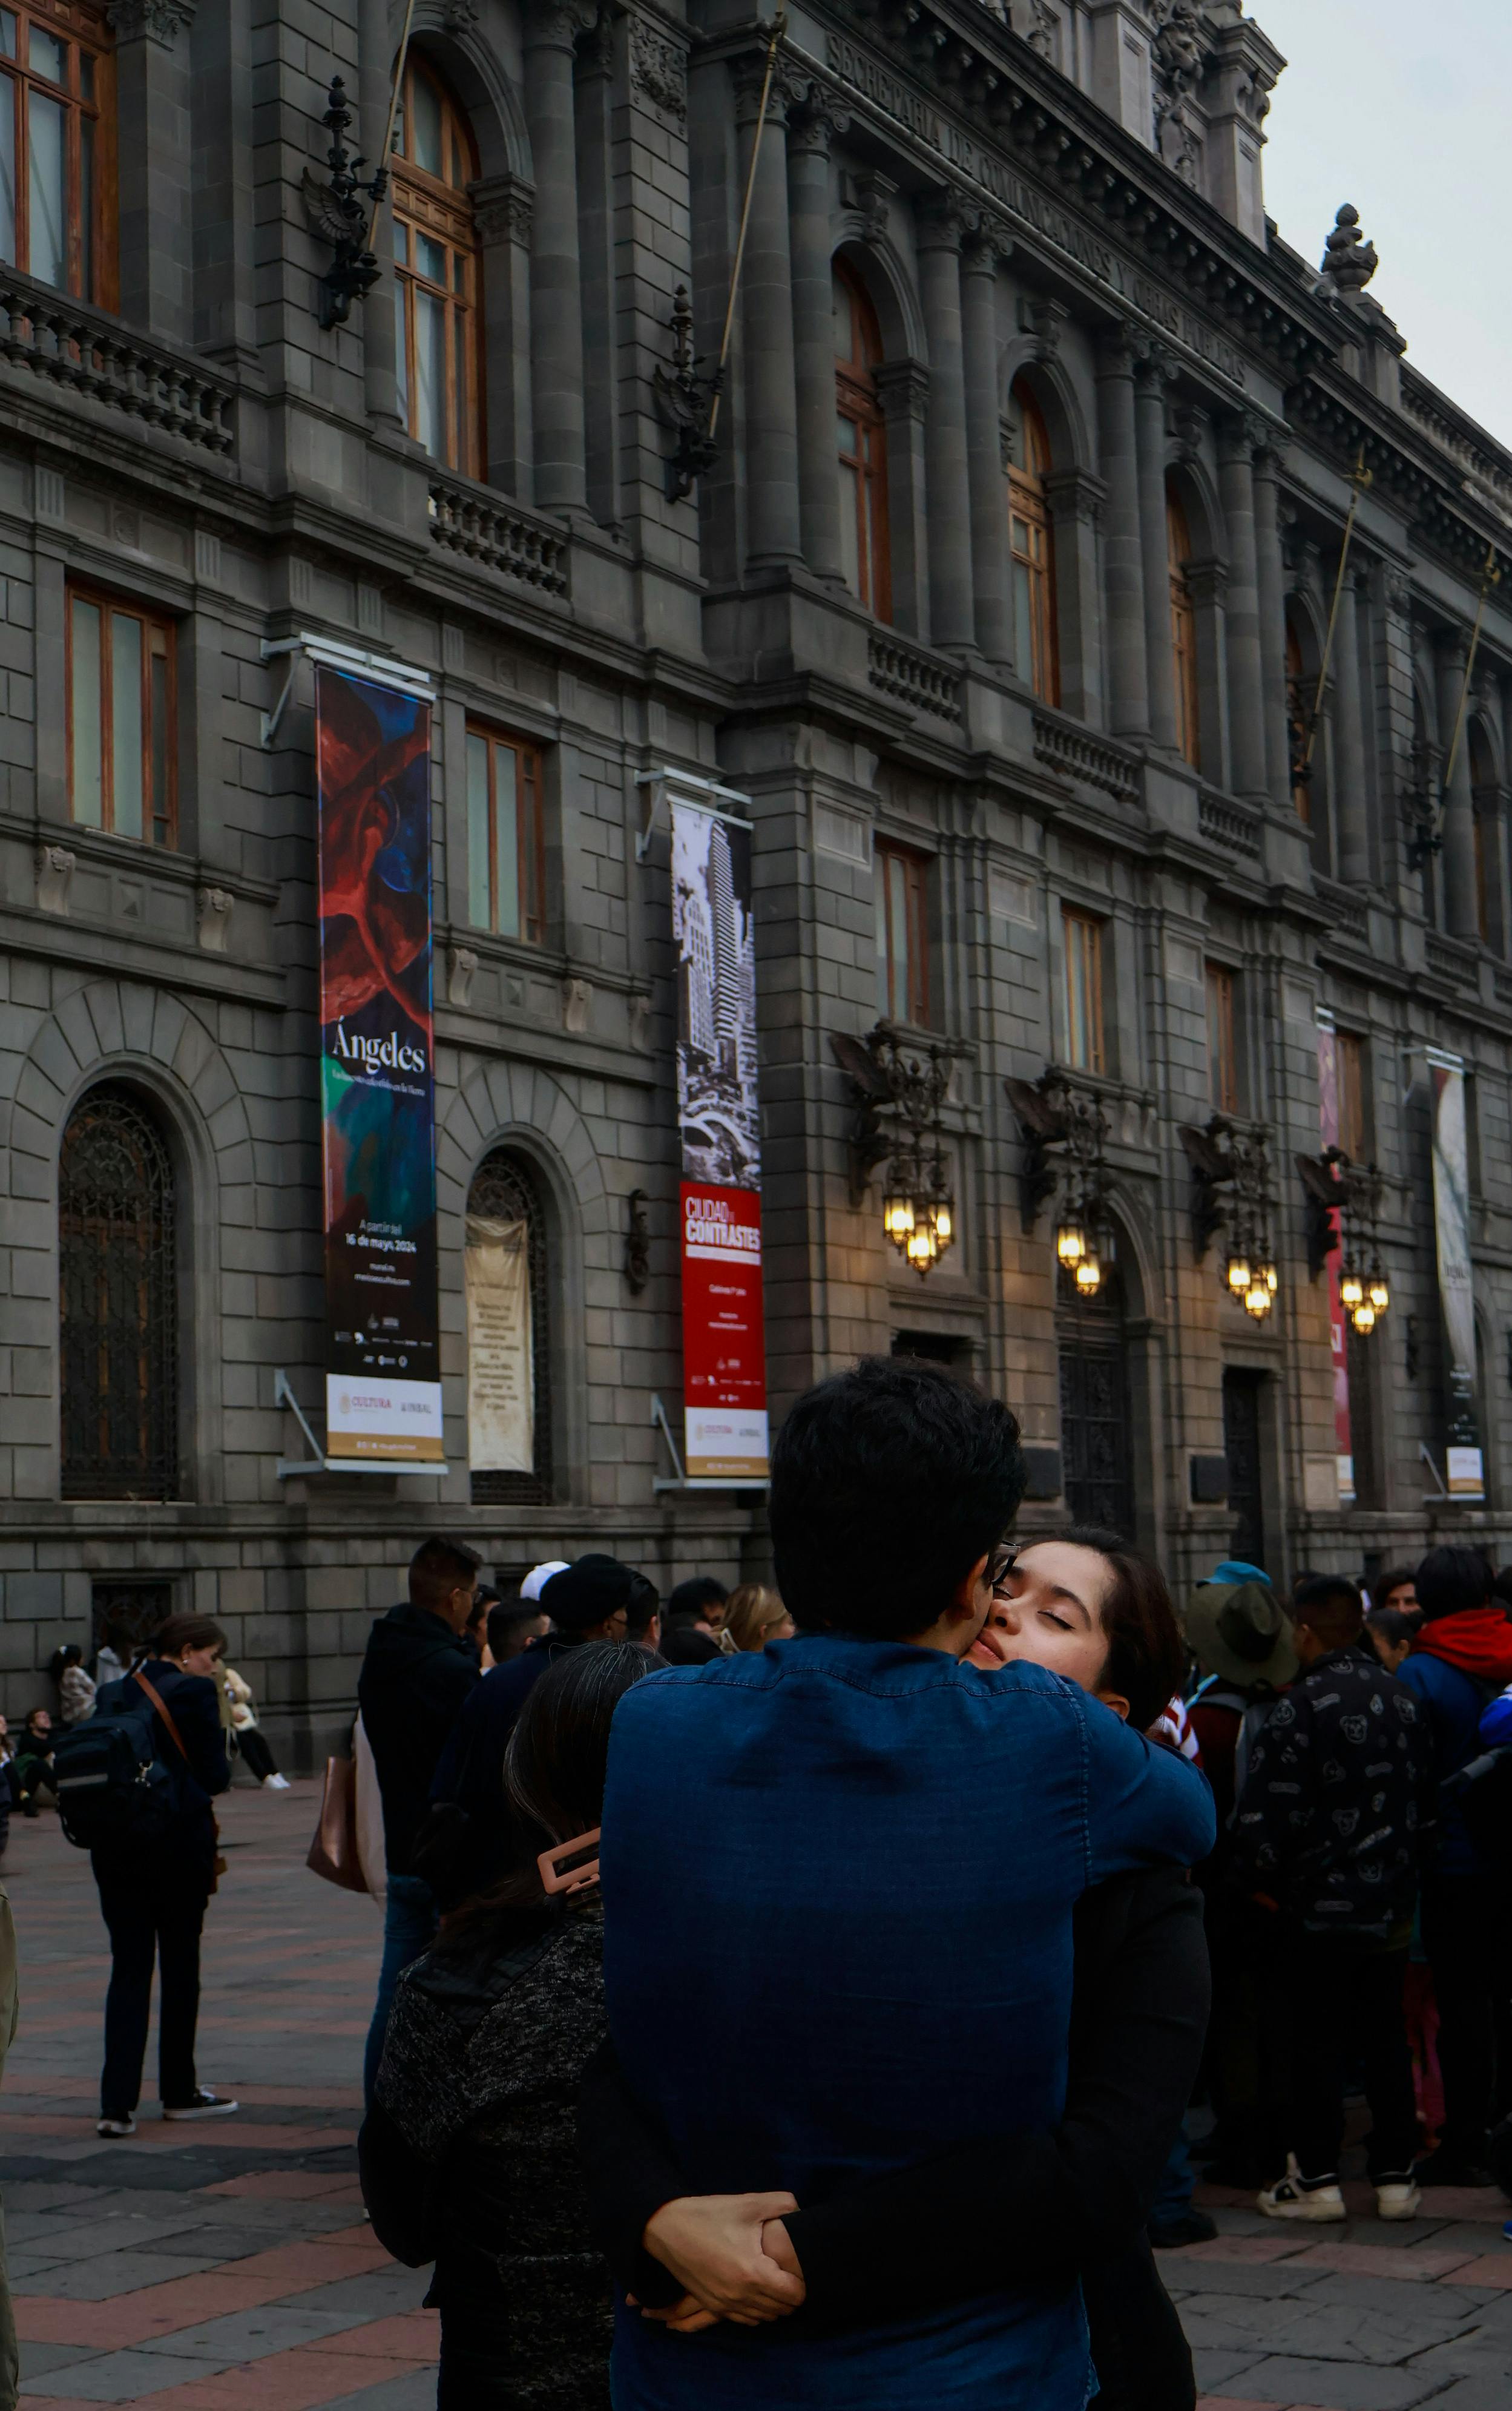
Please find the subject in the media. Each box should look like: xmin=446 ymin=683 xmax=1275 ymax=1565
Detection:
xmin=1008 ymin=380 xmax=1060 ymax=706
xmin=833 ymin=257 xmax=892 ymax=623
xmin=1167 ymin=482 xmax=1201 ymax=769
xmin=0 ymin=2 xmax=116 ymax=308
xmin=1061 ymin=906 xmax=1105 ymax=1074
xmin=1205 ymin=961 xmax=1238 ymax=1114
xmin=875 ymin=837 xmax=930 ymax=1027
xmin=1335 ymin=1030 xmax=1367 ymax=1162
xmin=466 ymin=720 xmax=545 ymax=945
xmin=66 ymin=582 xmax=177 ymax=848
xmin=390 ymin=49 xmax=483 ymax=477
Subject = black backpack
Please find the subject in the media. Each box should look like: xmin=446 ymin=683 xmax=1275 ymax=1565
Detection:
xmin=52 ymin=1670 xmax=188 ymax=1851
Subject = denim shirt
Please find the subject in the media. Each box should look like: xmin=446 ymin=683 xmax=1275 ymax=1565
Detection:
xmin=600 ymin=1632 xmax=1215 ymax=2410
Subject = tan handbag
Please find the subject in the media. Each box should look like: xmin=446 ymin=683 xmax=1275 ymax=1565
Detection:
xmin=306 ymin=1754 xmax=368 ymax=1893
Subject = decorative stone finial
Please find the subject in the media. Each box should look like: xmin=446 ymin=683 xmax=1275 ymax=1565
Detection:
xmin=1320 ymin=204 xmax=1378 ymax=295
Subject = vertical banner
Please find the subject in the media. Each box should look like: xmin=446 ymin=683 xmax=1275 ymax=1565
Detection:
xmin=1316 ymin=1020 xmax=1354 ymax=1504
xmin=465 ymin=1214 xmax=534 ymax=1475
xmin=315 ymin=665 xmax=444 ymax=1467
xmin=1428 ymin=1049 xmax=1483 ymax=1497
xmin=672 ymin=797 xmax=768 ymax=1481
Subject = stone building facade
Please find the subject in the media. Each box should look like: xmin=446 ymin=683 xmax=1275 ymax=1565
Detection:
xmin=4 ymin=0 xmax=1512 ymax=1757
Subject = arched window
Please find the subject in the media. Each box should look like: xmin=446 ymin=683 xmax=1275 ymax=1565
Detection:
xmin=391 ymin=51 xmax=482 ymax=475
xmin=1058 ymin=1254 xmax=1133 ymax=1539
xmin=466 ymin=1149 xmax=551 ymax=1502
xmin=0 ymin=7 xmax=113 ymax=304
xmin=1285 ymin=615 xmax=1312 ymax=823
xmin=833 ymin=260 xmax=890 ymax=619
xmin=1166 ymin=482 xmax=1200 ymax=768
xmin=1008 ymin=380 xmax=1059 ymax=705
xmin=59 ymin=1084 xmax=178 ymax=1501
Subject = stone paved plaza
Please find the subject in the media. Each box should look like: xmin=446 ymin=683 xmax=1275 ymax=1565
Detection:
xmin=0 ymin=1781 xmax=1508 ymax=2409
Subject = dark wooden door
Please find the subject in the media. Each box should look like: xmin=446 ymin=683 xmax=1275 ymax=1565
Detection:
xmin=1059 ymin=1327 xmax=1134 ymax=1538
xmin=1221 ymin=1367 xmax=1266 ymax=1569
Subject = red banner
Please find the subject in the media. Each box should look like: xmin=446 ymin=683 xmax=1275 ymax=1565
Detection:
xmin=671 ymin=790 xmax=767 ymax=1482
xmin=680 ymin=1182 xmax=768 ymax=1478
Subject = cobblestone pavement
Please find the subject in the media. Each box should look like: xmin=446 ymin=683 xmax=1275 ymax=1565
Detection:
xmin=1 ymin=1781 xmax=1509 ymax=2409
xmin=1 ymin=1777 xmax=438 ymax=2408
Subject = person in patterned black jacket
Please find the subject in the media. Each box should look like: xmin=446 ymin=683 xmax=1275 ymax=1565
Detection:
xmin=1231 ymin=1574 xmax=1433 ymax=2225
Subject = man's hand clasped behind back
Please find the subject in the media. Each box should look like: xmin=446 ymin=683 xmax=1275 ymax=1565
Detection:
xmin=636 ymin=2193 xmax=807 ymax=2333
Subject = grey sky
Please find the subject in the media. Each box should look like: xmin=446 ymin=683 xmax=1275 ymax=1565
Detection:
xmin=1254 ymin=0 xmax=1512 ymax=448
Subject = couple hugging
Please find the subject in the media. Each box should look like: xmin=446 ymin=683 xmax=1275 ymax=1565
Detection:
xmin=590 ymin=1357 xmax=1214 ymax=2409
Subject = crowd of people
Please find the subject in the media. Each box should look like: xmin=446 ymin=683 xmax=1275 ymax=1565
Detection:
xmin=345 ymin=1358 xmax=1512 ymax=2410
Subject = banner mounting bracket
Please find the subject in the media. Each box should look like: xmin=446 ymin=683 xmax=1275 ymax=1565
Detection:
xmin=634 ymin=765 xmax=752 ymax=864
xmin=274 ymin=1368 xmax=329 ymax=1478
xmin=650 ymin=1394 xmax=767 ymax=1494
xmin=260 ymin=633 xmax=438 ymax=748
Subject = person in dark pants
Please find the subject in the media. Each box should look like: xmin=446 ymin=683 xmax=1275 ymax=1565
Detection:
xmin=1231 ymin=1576 xmax=1433 ymax=2222
xmin=91 ymin=1614 xmax=235 ymax=2139
xmin=357 ymin=1536 xmax=484 ymax=2103
xmin=1396 ymin=1545 xmax=1512 ymax=2183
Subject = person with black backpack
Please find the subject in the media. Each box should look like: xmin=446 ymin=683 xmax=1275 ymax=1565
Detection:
xmin=56 ymin=1613 xmax=236 ymax=2140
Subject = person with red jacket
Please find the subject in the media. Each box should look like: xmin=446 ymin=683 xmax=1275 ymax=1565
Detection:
xmin=1396 ymin=1545 xmax=1512 ymax=2185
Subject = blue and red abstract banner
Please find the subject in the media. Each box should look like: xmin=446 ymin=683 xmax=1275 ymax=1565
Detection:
xmin=315 ymin=665 xmax=444 ymax=1467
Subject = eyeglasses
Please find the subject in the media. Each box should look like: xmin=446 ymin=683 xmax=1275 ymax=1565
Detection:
xmin=987 ymin=1545 xmax=1017 ymax=1595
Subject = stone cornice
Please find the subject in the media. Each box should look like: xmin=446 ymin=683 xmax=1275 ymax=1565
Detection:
xmin=705 ymin=0 xmax=1343 ymax=397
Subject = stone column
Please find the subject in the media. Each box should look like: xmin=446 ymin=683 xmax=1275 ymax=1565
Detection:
xmin=1332 ymin=570 xmax=1371 ymax=884
xmin=359 ymin=0 xmax=401 ymax=429
xmin=874 ymin=360 xmax=930 ymax=638
xmin=113 ymin=0 xmax=197 ymax=344
xmin=1252 ymin=438 xmax=1291 ymax=810
xmin=1134 ymin=347 xmax=1176 ymax=749
xmin=1096 ymin=327 xmax=1148 ymax=736
xmin=915 ymin=198 xmax=975 ymax=651
xmin=1217 ymin=415 xmax=1268 ymax=801
xmin=1438 ymin=634 xmax=1479 ymax=937
xmin=735 ymin=61 xmax=802 ymax=570
xmin=473 ymin=178 xmax=535 ymax=498
xmin=524 ymin=2 xmax=594 ymax=516
xmin=959 ymin=223 xmax=1013 ymax=669
xmin=786 ymin=88 xmax=846 ymax=585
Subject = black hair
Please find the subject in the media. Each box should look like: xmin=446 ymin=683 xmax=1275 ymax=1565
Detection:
xmin=1366 ymin=1605 xmax=1422 ymax=1651
xmin=409 ymin=1535 xmax=483 ymax=1616
xmin=487 ymin=1597 xmax=547 ymax=1659
xmin=665 ymin=1577 xmax=728 ymax=1627
xmin=1292 ymin=1573 xmax=1363 ymax=1650
xmin=48 ymin=1645 xmax=83 ymax=1678
xmin=1373 ymin=1564 xmax=1419 ymax=1612
xmin=1415 ymin=1544 xmax=1493 ymax=1623
xmin=769 ymin=1357 xmax=1025 ymax=1641
xmin=505 ymin=1640 xmax=662 ymax=1849
xmin=23 ymin=1707 xmax=50 ymax=1735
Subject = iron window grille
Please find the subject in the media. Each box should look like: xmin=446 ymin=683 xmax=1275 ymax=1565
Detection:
xmin=59 ymin=1083 xmax=179 ymax=1500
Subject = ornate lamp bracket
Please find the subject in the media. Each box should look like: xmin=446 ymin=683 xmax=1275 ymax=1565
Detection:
xmin=302 ymin=77 xmax=388 ymax=331
xmin=831 ymin=1023 xmax=962 ymax=1277
xmin=1178 ymin=1115 xmax=1280 ymax=1320
xmin=653 ymin=286 xmax=723 ymax=501
xmin=1005 ymin=1070 xmax=1113 ymax=1295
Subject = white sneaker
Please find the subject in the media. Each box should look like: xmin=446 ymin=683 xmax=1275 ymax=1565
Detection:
xmin=1376 ymin=2179 xmax=1422 ymax=2220
xmin=262 ymin=1773 xmax=291 ymax=1791
xmin=97 ymin=2114 xmax=136 ymax=2138
xmin=1257 ymin=2154 xmax=1346 ymax=2221
xmin=162 ymin=2089 xmax=239 ymax=2121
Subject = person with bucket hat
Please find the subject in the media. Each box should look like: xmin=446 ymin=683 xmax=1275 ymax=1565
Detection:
xmin=1184 ymin=1565 xmax=1298 ymax=2189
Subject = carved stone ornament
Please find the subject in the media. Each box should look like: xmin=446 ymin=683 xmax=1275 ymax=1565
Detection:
xmin=1149 ymin=1 xmax=1206 ymax=188
xmin=846 ymin=169 xmax=898 ymax=244
xmin=1019 ymin=294 xmax=1068 ymax=364
xmin=1318 ymin=203 xmax=1379 ymax=296
xmin=629 ymin=993 xmax=652 ymax=1053
xmin=447 ymin=945 xmax=478 ymax=1009
xmin=470 ymin=176 xmax=534 ymax=246
xmin=443 ymin=0 xmax=480 ymax=27
xmin=786 ymin=80 xmax=850 ymax=157
xmin=36 ymin=844 xmax=76 ymax=916
xmin=563 ymin=976 xmax=591 ymax=1035
xmin=107 ymin=0 xmax=195 ymax=42
xmin=630 ymin=17 xmax=688 ymax=123
xmin=1021 ymin=1 xmax=1058 ymax=63
xmin=197 ymin=887 xmax=234 ymax=954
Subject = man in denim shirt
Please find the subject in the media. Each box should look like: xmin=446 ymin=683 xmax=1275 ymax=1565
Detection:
xmin=602 ymin=1360 xmax=1215 ymax=2409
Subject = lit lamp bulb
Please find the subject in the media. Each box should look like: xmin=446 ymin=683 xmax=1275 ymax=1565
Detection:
xmin=1339 ymin=1266 xmax=1364 ymax=1310
xmin=906 ymin=1222 xmax=936 ymax=1274
xmin=1244 ymin=1277 xmax=1272 ymax=1320
xmin=1367 ymin=1266 xmax=1390 ymax=1314
xmin=1056 ymin=1222 xmax=1085 ymax=1267
xmin=1352 ymin=1300 xmax=1376 ymax=1335
xmin=1075 ymin=1254 xmax=1102 ymax=1295
xmin=1263 ymin=1262 xmax=1278 ymax=1295
xmin=1226 ymin=1254 xmax=1251 ymax=1295
xmin=929 ymin=1197 xmax=955 ymax=1254
xmin=883 ymin=1191 xmax=915 ymax=1250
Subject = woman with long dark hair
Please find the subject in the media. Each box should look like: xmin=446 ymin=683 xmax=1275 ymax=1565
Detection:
xmin=360 ymin=1639 xmax=660 ymax=2409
